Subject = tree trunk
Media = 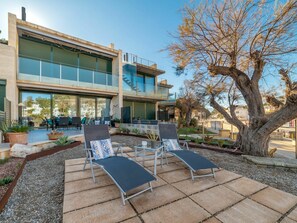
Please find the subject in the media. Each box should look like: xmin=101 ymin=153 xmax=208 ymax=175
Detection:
xmin=236 ymin=126 xmax=269 ymax=156
xmin=185 ymin=110 xmax=192 ymax=127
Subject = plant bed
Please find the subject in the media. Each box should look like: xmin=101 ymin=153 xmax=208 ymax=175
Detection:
xmin=0 ymin=157 xmax=26 ymax=211
xmin=26 ymin=141 xmax=81 ymax=161
xmin=186 ymin=141 xmax=243 ymax=155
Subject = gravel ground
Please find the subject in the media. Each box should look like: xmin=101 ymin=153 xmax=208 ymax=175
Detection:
xmin=0 ymin=135 xmax=296 ymax=223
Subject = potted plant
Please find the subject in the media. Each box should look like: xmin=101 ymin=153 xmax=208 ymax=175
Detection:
xmin=147 ymin=131 xmax=159 ymax=148
xmin=47 ymin=130 xmax=64 ymax=140
xmin=6 ymin=124 xmax=30 ymax=147
xmin=114 ymin=118 xmax=121 ymax=128
xmin=0 ymin=122 xmax=10 ymax=143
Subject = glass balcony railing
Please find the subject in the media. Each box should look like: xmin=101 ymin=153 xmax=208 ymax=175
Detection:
xmin=18 ymin=56 xmax=119 ymax=92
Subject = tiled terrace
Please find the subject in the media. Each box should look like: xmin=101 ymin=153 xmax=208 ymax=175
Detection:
xmin=63 ymin=145 xmax=297 ymax=223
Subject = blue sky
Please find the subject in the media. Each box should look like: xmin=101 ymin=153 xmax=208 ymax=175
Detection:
xmin=0 ymin=0 xmax=191 ymax=94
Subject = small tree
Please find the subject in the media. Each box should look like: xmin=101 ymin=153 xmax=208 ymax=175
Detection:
xmin=168 ymin=0 xmax=297 ymax=156
xmin=176 ymin=80 xmax=205 ymax=127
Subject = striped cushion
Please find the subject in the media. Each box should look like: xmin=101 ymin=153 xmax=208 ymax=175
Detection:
xmin=163 ymin=139 xmax=181 ymax=151
xmin=90 ymin=139 xmax=114 ymax=160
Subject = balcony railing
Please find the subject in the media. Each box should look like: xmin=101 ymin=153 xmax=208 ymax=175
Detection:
xmin=122 ymin=78 xmax=169 ymax=100
xmin=18 ymin=56 xmax=119 ymax=92
xmin=122 ymin=52 xmax=156 ymax=67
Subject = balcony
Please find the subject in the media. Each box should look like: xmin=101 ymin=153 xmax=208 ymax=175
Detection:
xmin=122 ymin=75 xmax=169 ymax=100
xmin=18 ymin=56 xmax=119 ymax=93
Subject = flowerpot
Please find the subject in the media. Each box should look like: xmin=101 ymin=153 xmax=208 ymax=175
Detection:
xmin=0 ymin=148 xmax=10 ymax=160
xmin=47 ymin=133 xmax=64 ymax=140
xmin=115 ymin=123 xmax=120 ymax=128
xmin=3 ymin=133 xmax=9 ymax=143
xmin=7 ymin=132 xmax=28 ymax=147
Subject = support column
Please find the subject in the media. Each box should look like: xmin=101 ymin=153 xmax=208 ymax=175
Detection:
xmin=111 ymin=50 xmax=123 ymax=119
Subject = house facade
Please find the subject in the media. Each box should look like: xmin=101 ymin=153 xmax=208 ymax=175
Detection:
xmin=0 ymin=13 xmax=171 ymax=126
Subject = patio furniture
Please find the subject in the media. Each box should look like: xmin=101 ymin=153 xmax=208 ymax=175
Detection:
xmin=159 ymin=124 xmax=218 ymax=180
xmin=134 ymin=143 xmax=164 ymax=176
xmin=83 ymin=124 xmax=156 ymax=205
xmin=57 ymin=117 xmax=69 ymax=129
xmin=71 ymin=117 xmax=82 ymax=130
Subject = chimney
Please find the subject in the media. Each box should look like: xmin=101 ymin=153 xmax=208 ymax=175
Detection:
xmin=22 ymin=7 xmax=26 ymax=21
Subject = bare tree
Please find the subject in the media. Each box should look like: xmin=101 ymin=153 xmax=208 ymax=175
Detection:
xmin=168 ymin=0 xmax=297 ymax=156
xmin=176 ymin=80 xmax=205 ymax=127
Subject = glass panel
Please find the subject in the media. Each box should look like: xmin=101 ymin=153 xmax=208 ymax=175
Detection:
xmin=146 ymin=103 xmax=156 ymax=120
xmin=145 ymin=76 xmax=155 ymax=93
xmin=42 ymin=61 xmax=60 ymax=78
xmin=19 ymin=38 xmax=51 ymax=60
xmin=96 ymin=98 xmax=111 ymax=118
xmin=134 ymin=102 xmax=145 ymax=119
xmin=97 ymin=57 xmax=112 ymax=73
xmin=53 ymin=94 xmax=77 ymax=117
xmin=53 ymin=47 xmax=78 ymax=67
xmin=62 ymin=65 xmax=77 ymax=81
xmin=137 ymin=74 xmax=145 ymax=92
xmin=19 ymin=57 xmax=40 ymax=76
xmin=94 ymin=71 xmax=106 ymax=85
xmin=79 ymin=68 xmax=93 ymax=83
xmin=80 ymin=98 xmax=96 ymax=118
xmin=21 ymin=92 xmax=51 ymax=127
xmin=80 ymin=54 xmax=96 ymax=70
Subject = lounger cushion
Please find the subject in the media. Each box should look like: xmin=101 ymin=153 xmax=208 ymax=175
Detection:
xmin=94 ymin=156 xmax=156 ymax=192
xmin=170 ymin=150 xmax=218 ymax=171
xmin=90 ymin=139 xmax=114 ymax=160
xmin=162 ymin=139 xmax=181 ymax=151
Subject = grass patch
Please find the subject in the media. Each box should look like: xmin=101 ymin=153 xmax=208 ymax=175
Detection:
xmin=0 ymin=158 xmax=10 ymax=165
xmin=0 ymin=176 xmax=13 ymax=186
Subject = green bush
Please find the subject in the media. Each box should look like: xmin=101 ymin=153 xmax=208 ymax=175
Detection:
xmin=132 ymin=128 xmax=141 ymax=135
xmin=190 ymin=118 xmax=198 ymax=127
xmin=0 ymin=176 xmax=13 ymax=186
xmin=178 ymin=118 xmax=186 ymax=127
xmin=0 ymin=158 xmax=9 ymax=165
xmin=54 ymin=136 xmax=74 ymax=146
xmin=9 ymin=124 xmax=30 ymax=133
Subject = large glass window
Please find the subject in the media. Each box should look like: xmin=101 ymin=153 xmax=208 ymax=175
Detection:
xmin=53 ymin=94 xmax=77 ymax=117
xmin=97 ymin=98 xmax=110 ymax=118
xmin=21 ymin=92 xmax=51 ymax=126
xmin=145 ymin=76 xmax=155 ymax=93
xmin=19 ymin=38 xmax=51 ymax=60
xmin=80 ymin=98 xmax=96 ymax=118
xmin=137 ymin=74 xmax=145 ymax=92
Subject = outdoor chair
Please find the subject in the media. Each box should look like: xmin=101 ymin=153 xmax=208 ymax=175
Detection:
xmin=71 ymin=117 xmax=82 ymax=130
xmin=158 ymin=124 xmax=218 ymax=180
xmin=83 ymin=124 xmax=156 ymax=205
xmin=57 ymin=117 xmax=69 ymax=129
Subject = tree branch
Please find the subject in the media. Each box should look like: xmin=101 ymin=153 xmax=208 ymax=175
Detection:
xmin=265 ymin=95 xmax=284 ymax=108
xmin=210 ymin=96 xmax=243 ymax=129
xmin=259 ymin=94 xmax=297 ymax=135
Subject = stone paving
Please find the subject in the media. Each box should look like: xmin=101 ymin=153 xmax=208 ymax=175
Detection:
xmin=62 ymin=145 xmax=297 ymax=223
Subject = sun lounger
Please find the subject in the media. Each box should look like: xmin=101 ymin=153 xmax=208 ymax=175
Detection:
xmin=159 ymin=124 xmax=218 ymax=180
xmin=83 ymin=124 xmax=156 ymax=205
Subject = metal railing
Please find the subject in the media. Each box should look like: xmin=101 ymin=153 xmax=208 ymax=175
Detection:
xmin=123 ymin=52 xmax=156 ymax=67
xmin=18 ymin=56 xmax=119 ymax=92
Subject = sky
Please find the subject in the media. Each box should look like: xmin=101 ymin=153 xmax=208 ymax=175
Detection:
xmin=0 ymin=0 xmax=192 ymax=94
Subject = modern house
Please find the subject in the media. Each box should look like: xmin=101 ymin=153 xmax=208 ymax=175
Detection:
xmin=0 ymin=12 xmax=172 ymax=126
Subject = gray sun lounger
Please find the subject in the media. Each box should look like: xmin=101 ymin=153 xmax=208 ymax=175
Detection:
xmin=83 ymin=124 xmax=156 ymax=205
xmin=159 ymin=124 xmax=218 ymax=180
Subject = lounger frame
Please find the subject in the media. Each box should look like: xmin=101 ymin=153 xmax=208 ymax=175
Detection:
xmin=83 ymin=125 xmax=154 ymax=205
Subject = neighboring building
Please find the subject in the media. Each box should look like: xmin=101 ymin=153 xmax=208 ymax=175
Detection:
xmin=0 ymin=12 xmax=171 ymax=126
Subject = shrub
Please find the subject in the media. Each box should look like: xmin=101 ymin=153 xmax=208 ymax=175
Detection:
xmin=9 ymin=124 xmax=30 ymax=133
xmin=132 ymin=128 xmax=141 ymax=135
xmin=190 ymin=118 xmax=198 ymax=127
xmin=203 ymin=135 xmax=213 ymax=143
xmin=178 ymin=118 xmax=186 ymax=127
xmin=0 ymin=158 xmax=9 ymax=165
xmin=0 ymin=176 xmax=13 ymax=186
xmin=54 ymin=136 xmax=74 ymax=146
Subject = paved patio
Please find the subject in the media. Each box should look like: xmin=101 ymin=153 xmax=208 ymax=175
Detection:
xmin=62 ymin=145 xmax=297 ymax=223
